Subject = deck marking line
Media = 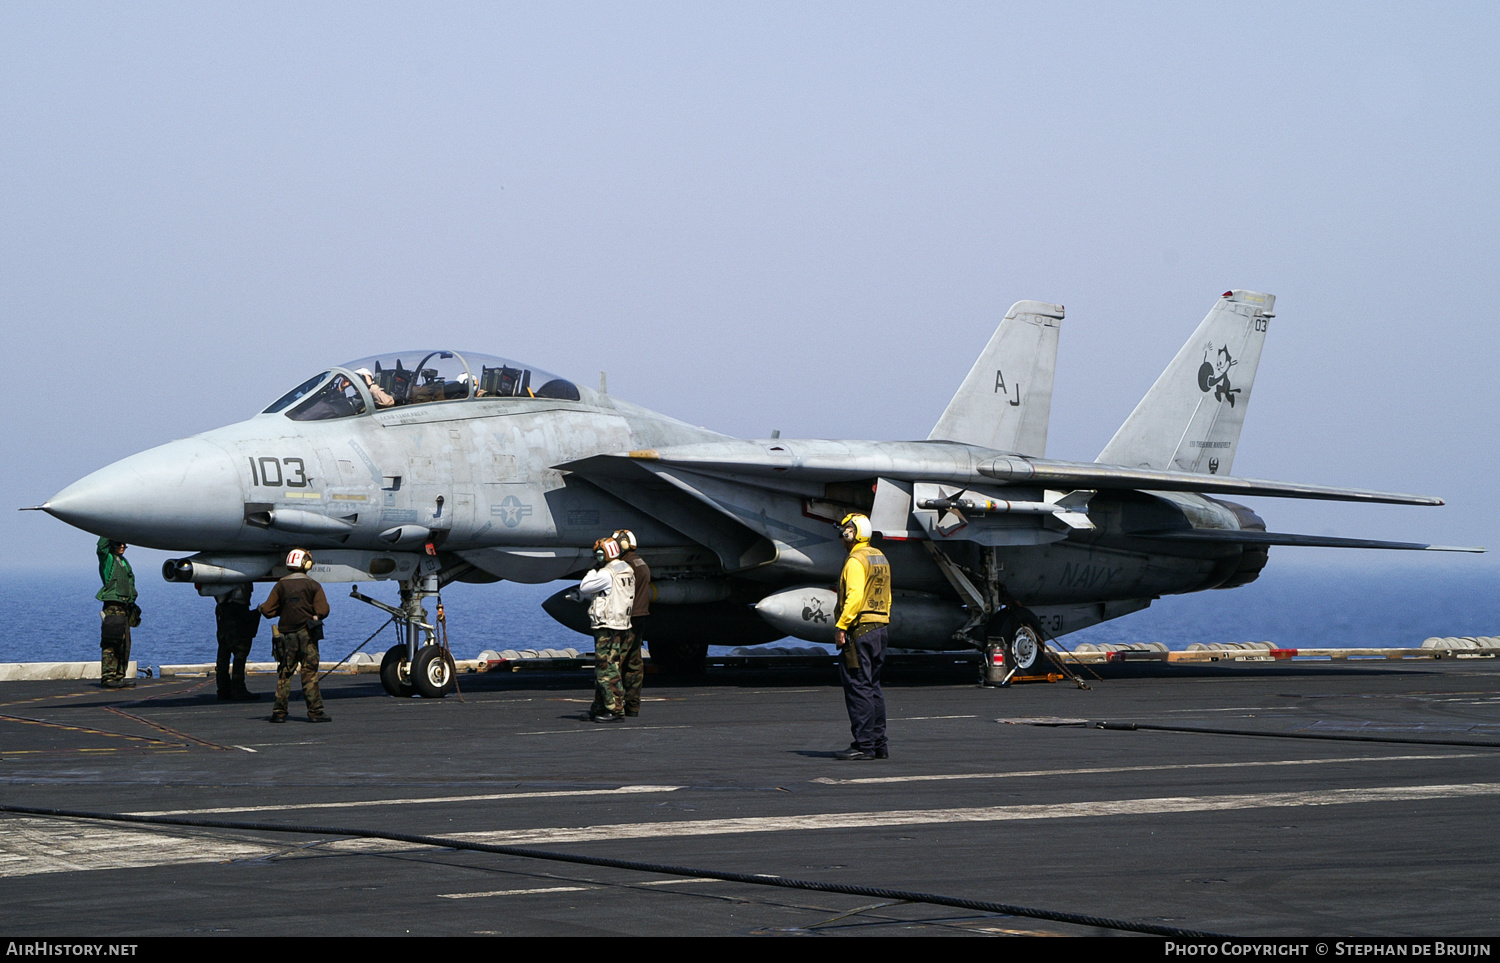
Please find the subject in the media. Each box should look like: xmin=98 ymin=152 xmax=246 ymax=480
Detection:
xmin=0 ymin=712 xmax=179 ymax=747
xmin=636 ymin=877 xmax=726 ymax=886
xmin=102 ymin=707 xmax=233 ymax=752
xmin=8 ymin=782 xmax=1500 ymax=879
xmin=515 ymin=726 xmax=692 ymax=735
xmin=348 ymin=781 xmax=1500 ymax=848
xmin=811 ymin=752 xmax=1487 ymax=785
xmin=128 ymin=784 xmax=682 ymax=817
xmin=0 ymin=818 xmax=277 ymax=877
xmin=439 ymin=885 xmax=593 ymax=899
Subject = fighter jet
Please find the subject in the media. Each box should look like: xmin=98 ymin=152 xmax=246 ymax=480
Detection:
xmin=35 ymin=292 xmax=1479 ymax=695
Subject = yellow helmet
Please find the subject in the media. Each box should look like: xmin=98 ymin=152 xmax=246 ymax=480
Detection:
xmin=839 ymin=512 xmax=872 ymax=542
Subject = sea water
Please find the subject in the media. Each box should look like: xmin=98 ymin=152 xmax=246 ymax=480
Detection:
xmin=3 ymin=557 xmax=1496 ymax=670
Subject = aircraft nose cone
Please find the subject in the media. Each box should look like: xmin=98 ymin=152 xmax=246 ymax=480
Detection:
xmin=44 ymin=437 xmax=244 ymax=549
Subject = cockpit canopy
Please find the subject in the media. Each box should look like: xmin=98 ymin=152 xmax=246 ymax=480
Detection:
xmin=261 ymin=351 xmax=582 ymax=421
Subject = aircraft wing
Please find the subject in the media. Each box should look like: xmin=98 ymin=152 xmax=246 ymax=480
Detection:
xmin=596 ymin=441 xmax=1445 ymax=507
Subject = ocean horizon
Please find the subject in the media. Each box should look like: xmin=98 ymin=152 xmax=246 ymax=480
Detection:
xmin=4 ymin=554 xmax=1496 ymax=670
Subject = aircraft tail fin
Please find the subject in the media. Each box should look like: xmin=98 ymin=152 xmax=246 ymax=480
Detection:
xmin=1096 ymin=290 xmax=1275 ymax=474
xmin=927 ymin=300 xmax=1064 ymax=456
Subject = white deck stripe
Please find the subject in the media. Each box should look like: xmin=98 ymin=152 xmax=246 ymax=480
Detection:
xmin=811 ymin=753 xmax=1485 ymax=785
xmin=327 ymin=781 xmax=1500 ymax=851
xmin=127 ymin=784 xmax=682 ymax=817
xmin=8 ymin=781 xmax=1499 ymax=878
xmin=439 ymin=885 xmax=592 ymax=899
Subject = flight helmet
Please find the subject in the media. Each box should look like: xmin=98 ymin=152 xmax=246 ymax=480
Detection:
xmin=593 ymin=537 xmax=621 ymax=564
xmin=838 ymin=512 xmax=872 ymax=543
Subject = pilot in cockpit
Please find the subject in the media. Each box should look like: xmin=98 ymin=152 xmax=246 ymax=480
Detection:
xmin=355 ymin=368 xmax=396 ymax=408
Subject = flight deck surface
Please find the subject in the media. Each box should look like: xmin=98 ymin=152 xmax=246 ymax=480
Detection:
xmin=2 ymin=657 xmax=1498 ymax=938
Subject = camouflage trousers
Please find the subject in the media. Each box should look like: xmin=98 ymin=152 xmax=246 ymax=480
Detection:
xmin=622 ymin=629 xmax=644 ymax=714
xmin=273 ymin=628 xmax=325 ymax=715
xmin=99 ymin=603 xmax=132 ymax=687
xmin=591 ymin=630 xmax=630 ymax=717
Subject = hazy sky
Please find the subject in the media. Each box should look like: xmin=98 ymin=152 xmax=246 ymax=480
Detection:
xmin=4 ymin=2 xmax=1497 ymax=573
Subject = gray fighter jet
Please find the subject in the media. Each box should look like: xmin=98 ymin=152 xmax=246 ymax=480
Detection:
xmin=36 ymin=292 xmax=1479 ymax=695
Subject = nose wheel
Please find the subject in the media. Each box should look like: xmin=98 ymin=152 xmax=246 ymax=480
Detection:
xmin=412 ymin=645 xmax=457 ymax=698
xmin=380 ymin=644 xmax=417 ymax=698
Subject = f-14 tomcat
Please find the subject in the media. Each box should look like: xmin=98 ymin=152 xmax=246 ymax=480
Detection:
xmin=37 ymin=291 xmax=1478 ymax=696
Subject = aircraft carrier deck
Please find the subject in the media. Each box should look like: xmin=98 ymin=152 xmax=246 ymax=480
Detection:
xmin=2 ymin=654 xmax=1499 ymax=938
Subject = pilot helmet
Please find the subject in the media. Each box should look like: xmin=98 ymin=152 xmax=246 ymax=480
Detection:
xmin=285 ymin=548 xmax=314 ymax=572
xmin=593 ymin=537 xmax=621 ymax=564
xmin=612 ymin=529 xmax=637 ymax=552
xmin=838 ymin=513 xmax=872 ymax=543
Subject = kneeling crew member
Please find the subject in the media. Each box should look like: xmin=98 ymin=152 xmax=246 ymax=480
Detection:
xmin=833 ymin=513 xmax=891 ymax=760
xmin=258 ymin=548 xmax=331 ymax=723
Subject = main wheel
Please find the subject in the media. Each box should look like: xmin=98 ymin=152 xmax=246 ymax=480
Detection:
xmin=380 ymin=644 xmax=417 ymax=698
xmin=412 ymin=645 xmax=457 ymax=698
xmin=1008 ymin=623 xmax=1043 ymax=673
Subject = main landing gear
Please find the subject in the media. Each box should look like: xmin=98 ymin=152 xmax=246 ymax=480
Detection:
xmin=921 ymin=542 xmax=1052 ymax=687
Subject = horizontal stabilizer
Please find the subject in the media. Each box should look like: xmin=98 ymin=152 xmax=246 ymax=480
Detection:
xmin=1135 ymin=529 xmax=1484 ymax=552
xmin=978 ymin=456 xmax=1446 ymax=507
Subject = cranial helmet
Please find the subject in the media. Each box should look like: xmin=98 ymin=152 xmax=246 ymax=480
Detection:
xmin=593 ymin=537 xmax=621 ymax=561
xmin=839 ymin=512 xmax=872 ymax=542
xmin=612 ymin=529 xmax=637 ymax=552
xmin=285 ymin=548 xmax=314 ymax=571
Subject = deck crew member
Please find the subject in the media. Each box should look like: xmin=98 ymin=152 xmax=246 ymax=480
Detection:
xmin=832 ymin=513 xmax=891 ymax=760
xmin=95 ymin=537 xmax=139 ymax=689
xmin=578 ymin=536 xmax=635 ymax=723
xmin=613 ymin=529 xmax=651 ymax=718
xmin=258 ymin=548 xmax=331 ymax=723
xmin=214 ymin=584 xmax=261 ymax=701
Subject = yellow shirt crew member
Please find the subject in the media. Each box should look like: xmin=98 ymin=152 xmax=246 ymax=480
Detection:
xmin=832 ymin=513 xmax=892 ymax=761
xmin=835 ymin=541 xmax=892 ymax=635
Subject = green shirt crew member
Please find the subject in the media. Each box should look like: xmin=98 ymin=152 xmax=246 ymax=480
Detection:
xmin=95 ymin=537 xmax=139 ymax=689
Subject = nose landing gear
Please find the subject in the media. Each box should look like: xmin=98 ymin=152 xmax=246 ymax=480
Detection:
xmin=354 ymin=574 xmax=457 ymax=699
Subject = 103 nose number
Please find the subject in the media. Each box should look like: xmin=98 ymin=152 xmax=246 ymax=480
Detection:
xmin=248 ymin=456 xmax=309 ymax=488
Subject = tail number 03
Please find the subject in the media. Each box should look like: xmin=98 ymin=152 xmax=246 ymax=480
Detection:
xmin=248 ymin=456 xmax=309 ymax=488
